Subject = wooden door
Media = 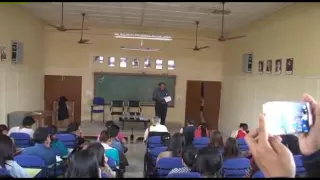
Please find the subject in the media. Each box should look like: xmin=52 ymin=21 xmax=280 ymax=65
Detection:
xmin=185 ymin=81 xmax=202 ymax=126
xmin=44 ymin=75 xmax=82 ymax=125
xmin=203 ymin=81 xmax=221 ymax=130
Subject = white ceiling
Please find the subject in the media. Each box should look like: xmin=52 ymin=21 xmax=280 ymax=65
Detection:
xmin=18 ymin=2 xmax=292 ymax=32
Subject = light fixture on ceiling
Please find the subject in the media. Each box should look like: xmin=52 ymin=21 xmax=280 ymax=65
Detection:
xmin=120 ymin=46 xmax=160 ymax=52
xmin=114 ymin=33 xmax=172 ymax=41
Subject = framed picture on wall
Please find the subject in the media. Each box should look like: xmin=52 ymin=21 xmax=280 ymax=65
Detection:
xmin=286 ymin=58 xmax=294 ymax=75
xmin=132 ymin=58 xmax=139 ymax=68
xmin=265 ymin=59 xmax=272 ymax=74
xmin=258 ymin=61 xmax=264 ymax=74
xmin=275 ymin=59 xmax=282 ymax=75
xmin=144 ymin=58 xmax=151 ymax=68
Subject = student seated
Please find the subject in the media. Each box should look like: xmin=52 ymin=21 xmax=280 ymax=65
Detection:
xmin=222 ymin=137 xmax=243 ymax=160
xmin=194 ymin=123 xmax=209 ymax=138
xmin=168 ymin=146 xmax=197 ymax=175
xmin=0 ymin=135 xmax=29 ymax=178
xmin=180 ymin=119 xmax=196 ymax=147
xmin=99 ymin=130 xmax=120 ymax=165
xmin=108 ymin=124 xmax=127 ymax=154
xmin=21 ymin=127 xmax=57 ymax=166
xmin=143 ymin=116 xmax=169 ymax=143
xmin=47 ymin=126 xmax=68 ymax=157
xmin=65 ymin=150 xmax=101 ymax=178
xmin=157 ymin=133 xmax=185 ymax=162
xmin=97 ymin=121 xmax=126 ymax=144
xmin=0 ymin=124 xmax=8 ymax=135
xmin=66 ymin=122 xmax=86 ymax=148
xmin=232 ymin=123 xmax=249 ymax=139
xmin=192 ymin=146 xmax=223 ymax=178
xmin=208 ymin=130 xmax=224 ymax=152
xmin=86 ymin=143 xmax=116 ymax=178
xmin=8 ymin=116 xmax=35 ymax=138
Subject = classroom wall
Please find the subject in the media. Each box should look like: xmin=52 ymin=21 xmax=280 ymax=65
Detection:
xmin=219 ymin=3 xmax=320 ymax=136
xmin=43 ymin=28 xmax=223 ymax=125
xmin=0 ymin=5 xmax=44 ymax=124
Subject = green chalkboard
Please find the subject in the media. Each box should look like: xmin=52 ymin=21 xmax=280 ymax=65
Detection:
xmin=94 ymin=73 xmax=176 ymax=106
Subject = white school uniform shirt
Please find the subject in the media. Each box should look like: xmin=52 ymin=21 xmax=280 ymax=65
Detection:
xmin=143 ymin=124 xmax=169 ymax=142
xmin=7 ymin=127 xmax=34 ymax=138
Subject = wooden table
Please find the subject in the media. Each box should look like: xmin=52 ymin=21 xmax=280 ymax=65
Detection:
xmin=30 ymin=110 xmax=53 ymax=128
xmin=119 ymin=117 xmax=150 ymax=130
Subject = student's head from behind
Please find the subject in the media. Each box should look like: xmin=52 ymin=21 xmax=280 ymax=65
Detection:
xmin=239 ymin=123 xmax=249 ymax=133
xmin=67 ymin=123 xmax=80 ymax=134
xmin=0 ymin=124 xmax=8 ymax=135
xmin=223 ymin=137 xmax=240 ymax=159
xmin=167 ymin=133 xmax=185 ymax=157
xmin=159 ymin=82 xmax=165 ymax=90
xmin=151 ymin=116 xmax=161 ymax=126
xmin=107 ymin=124 xmax=120 ymax=138
xmin=65 ymin=150 xmax=100 ymax=178
xmin=199 ymin=123 xmax=208 ymax=137
xmin=33 ymin=127 xmax=51 ymax=147
xmin=181 ymin=146 xmax=197 ymax=168
xmin=105 ymin=121 xmax=115 ymax=128
xmin=186 ymin=119 xmax=195 ymax=126
xmin=47 ymin=125 xmax=58 ymax=140
xmin=99 ymin=130 xmax=112 ymax=145
xmin=86 ymin=143 xmax=106 ymax=167
xmin=192 ymin=147 xmax=223 ymax=177
xmin=0 ymin=135 xmax=14 ymax=168
xmin=22 ymin=116 xmax=35 ymax=128
xmin=281 ymin=134 xmax=300 ymax=155
xmin=209 ymin=130 xmax=224 ymax=149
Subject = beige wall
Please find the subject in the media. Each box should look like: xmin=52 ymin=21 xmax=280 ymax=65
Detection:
xmin=43 ymin=28 xmax=223 ymax=125
xmin=0 ymin=5 xmax=44 ymax=124
xmin=219 ymin=3 xmax=320 ymax=136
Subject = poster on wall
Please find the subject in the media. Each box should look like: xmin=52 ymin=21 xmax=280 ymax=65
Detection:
xmin=275 ymin=59 xmax=282 ymax=75
xmin=0 ymin=46 xmax=6 ymax=61
xmin=258 ymin=61 xmax=264 ymax=74
xmin=286 ymin=58 xmax=294 ymax=75
xmin=265 ymin=59 xmax=272 ymax=74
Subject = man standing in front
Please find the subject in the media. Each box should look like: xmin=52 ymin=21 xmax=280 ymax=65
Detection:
xmin=152 ymin=82 xmax=169 ymax=125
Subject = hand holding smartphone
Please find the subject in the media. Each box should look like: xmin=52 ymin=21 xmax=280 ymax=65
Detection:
xmin=263 ymin=101 xmax=313 ymax=136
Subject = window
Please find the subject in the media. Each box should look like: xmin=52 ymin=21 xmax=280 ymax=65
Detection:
xmin=168 ymin=60 xmax=175 ymax=70
xmin=156 ymin=59 xmax=163 ymax=70
xmin=144 ymin=58 xmax=151 ymax=68
xmin=120 ymin=57 xmax=127 ymax=68
xmin=132 ymin=58 xmax=139 ymax=68
xmin=94 ymin=56 xmax=104 ymax=64
xmin=108 ymin=57 xmax=115 ymax=67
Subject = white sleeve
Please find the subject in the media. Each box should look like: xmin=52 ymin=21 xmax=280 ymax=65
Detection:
xmin=179 ymin=128 xmax=183 ymax=134
xmin=143 ymin=128 xmax=149 ymax=142
xmin=28 ymin=130 xmax=34 ymax=139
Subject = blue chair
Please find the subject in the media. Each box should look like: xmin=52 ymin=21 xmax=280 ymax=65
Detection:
xmin=55 ymin=133 xmax=77 ymax=149
xmin=0 ymin=168 xmax=11 ymax=177
xmin=167 ymin=172 xmax=202 ymax=178
xmin=192 ymin=137 xmax=209 ymax=150
xmin=147 ymin=136 xmax=164 ymax=149
xmin=237 ymin=138 xmax=249 ymax=151
xmin=10 ymin=132 xmax=34 ymax=148
xmin=156 ymin=157 xmax=184 ymax=178
xmin=150 ymin=147 xmax=167 ymax=163
xmin=252 ymin=171 xmax=264 ymax=178
xmin=294 ymin=155 xmax=305 ymax=177
xmin=223 ymin=158 xmax=250 ymax=178
xmin=101 ymin=172 xmax=108 ymax=178
xmin=91 ymin=97 xmax=106 ymax=123
xmin=107 ymin=158 xmax=117 ymax=169
xmin=14 ymin=155 xmax=46 ymax=177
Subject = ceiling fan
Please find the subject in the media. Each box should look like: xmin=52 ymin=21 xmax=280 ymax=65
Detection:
xmin=48 ymin=2 xmax=89 ymax=32
xmin=186 ymin=21 xmax=210 ymax=51
xmin=217 ymin=2 xmax=246 ymax=42
xmin=78 ymin=13 xmax=91 ymax=44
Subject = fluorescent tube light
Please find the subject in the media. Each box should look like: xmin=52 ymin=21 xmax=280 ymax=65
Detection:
xmin=115 ymin=33 xmax=172 ymax=41
xmin=120 ymin=46 xmax=160 ymax=52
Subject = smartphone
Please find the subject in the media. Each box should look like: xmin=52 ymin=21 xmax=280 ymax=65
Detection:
xmin=263 ymin=101 xmax=313 ymax=136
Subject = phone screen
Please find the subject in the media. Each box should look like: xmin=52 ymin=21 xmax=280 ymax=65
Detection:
xmin=263 ymin=101 xmax=312 ymax=136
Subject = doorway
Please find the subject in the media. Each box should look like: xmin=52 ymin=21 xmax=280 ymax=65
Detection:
xmin=44 ymin=75 xmax=82 ymax=127
xmin=185 ymin=81 xmax=221 ymax=130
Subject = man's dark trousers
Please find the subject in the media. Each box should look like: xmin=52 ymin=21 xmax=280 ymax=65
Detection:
xmin=155 ymin=103 xmax=168 ymax=125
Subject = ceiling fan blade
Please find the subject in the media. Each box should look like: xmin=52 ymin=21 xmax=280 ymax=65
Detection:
xmin=225 ymin=35 xmax=246 ymax=41
xmin=67 ymin=28 xmax=85 ymax=31
xmin=48 ymin=24 xmax=60 ymax=29
xmin=198 ymin=46 xmax=210 ymax=50
xmin=78 ymin=39 xmax=90 ymax=43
